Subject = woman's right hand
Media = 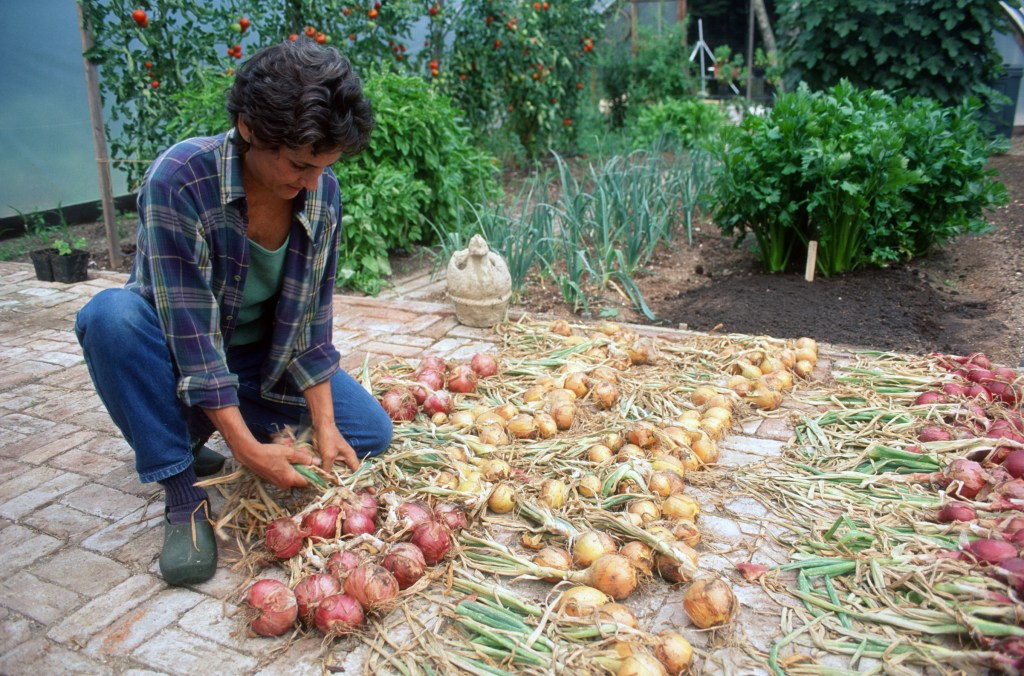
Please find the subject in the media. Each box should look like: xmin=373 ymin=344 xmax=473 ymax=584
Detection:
xmin=232 ymin=439 xmax=320 ymax=490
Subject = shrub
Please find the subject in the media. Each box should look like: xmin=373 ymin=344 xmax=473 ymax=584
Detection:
xmin=333 ymin=68 xmax=500 ymax=294
xmin=713 ymin=81 xmax=1007 ymax=276
xmin=632 ymin=98 xmax=733 ymax=150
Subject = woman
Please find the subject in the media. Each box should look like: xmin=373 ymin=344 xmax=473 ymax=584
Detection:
xmin=75 ymin=37 xmax=391 ymax=586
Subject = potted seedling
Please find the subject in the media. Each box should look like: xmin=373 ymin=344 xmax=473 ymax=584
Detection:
xmin=33 ymin=237 xmax=90 ymax=283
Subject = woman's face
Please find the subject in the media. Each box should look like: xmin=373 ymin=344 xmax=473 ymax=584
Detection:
xmin=237 ymin=118 xmax=342 ymax=201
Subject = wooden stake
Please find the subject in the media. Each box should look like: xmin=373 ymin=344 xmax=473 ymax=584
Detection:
xmin=805 ymin=240 xmax=818 ymax=282
xmin=77 ymin=2 xmax=121 ymax=270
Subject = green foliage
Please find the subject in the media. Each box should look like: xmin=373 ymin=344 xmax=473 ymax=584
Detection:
xmin=777 ymin=0 xmax=1008 ymax=106
xmin=444 ymin=0 xmax=603 ymax=158
xmin=712 ymin=81 xmax=1008 ymax=276
xmin=53 ymin=237 xmax=87 ymax=256
xmin=632 ymin=98 xmax=733 ymax=149
xmin=333 ymin=69 xmax=500 ymax=294
xmin=164 ymin=68 xmax=233 ymax=141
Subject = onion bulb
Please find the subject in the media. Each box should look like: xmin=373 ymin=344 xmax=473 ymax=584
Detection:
xmin=533 ymin=546 xmax=573 ymax=581
xmin=563 ymin=371 xmax=591 ymax=397
xmin=573 ymin=530 xmax=618 ymax=568
xmin=397 ymin=501 xmax=433 ymax=529
xmin=488 ymin=483 xmax=516 ymax=513
xmin=379 ymin=387 xmax=418 ymax=422
xmin=477 ymin=424 xmax=509 ymax=446
xmin=470 ymin=352 xmax=499 ymax=377
xmin=411 ymin=520 xmax=453 ymax=565
xmin=653 ymin=631 xmax=694 ymax=674
xmin=449 ymin=409 xmax=475 ymax=428
xmin=507 ymin=413 xmax=539 ymax=439
xmin=588 ymin=443 xmax=614 ymax=463
xmin=578 ymin=474 xmax=602 ymax=498
xmin=550 ymin=319 xmax=572 ymax=336
xmin=301 ymin=506 xmax=340 ymax=540
xmin=535 ymin=412 xmax=558 ymax=438
xmin=293 ymin=573 xmax=341 ymax=625
xmin=627 ymin=422 xmax=658 ymax=448
xmin=618 ymin=652 xmax=668 ymax=676
xmin=661 ymin=494 xmax=700 ymax=522
xmin=793 ymin=360 xmax=814 ymax=379
xmin=683 ymin=577 xmax=737 ymax=628
xmin=627 ymin=337 xmax=657 ymax=365
xmin=344 ymin=563 xmax=399 ymax=612
xmin=597 ymin=602 xmax=639 ymax=629
xmin=447 ymin=364 xmax=478 ymax=394
xmin=592 ymin=381 xmax=620 ymax=410
xmin=690 ymin=432 xmax=718 ymax=464
xmin=655 ymin=541 xmax=700 ymax=584
xmin=627 ymin=499 xmax=661 ymax=523
xmin=547 ymin=388 xmax=577 ymax=405
xmin=246 ymin=579 xmax=298 ymax=636
xmin=419 ymin=356 xmax=447 ymax=373
xmin=434 ymin=503 xmax=469 ymax=532
xmin=342 ymin=511 xmax=376 ymax=537
xmin=266 ymin=516 xmax=306 ymax=559
xmin=726 ymin=375 xmax=753 ymax=396
xmin=619 ymin=540 xmax=654 ymax=575
xmin=963 ymin=539 xmax=1018 ymax=566
xmin=668 ymin=519 xmax=702 ymax=547
xmin=550 ymin=402 xmax=577 ymax=430
xmin=690 ymin=386 xmax=717 ymax=407
xmin=313 ymin=593 xmax=364 ymax=635
xmin=326 ymin=549 xmax=365 ymax=580
xmin=423 ymin=389 xmax=453 ymax=416
xmin=382 ymin=542 xmax=427 ymax=589
xmin=539 ymin=478 xmax=569 ymax=509
xmin=747 ymin=387 xmax=783 ymax=411
xmin=937 ymin=502 xmax=976 ymax=523
xmin=794 ymin=346 xmax=817 ymax=365
xmin=555 ymin=585 xmax=609 ymax=617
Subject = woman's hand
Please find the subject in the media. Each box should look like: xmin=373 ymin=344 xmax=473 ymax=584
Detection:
xmin=233 ymin=439 xmax=319 ymax=490
xmin=314 ymin=424 xmax=359 ymax=473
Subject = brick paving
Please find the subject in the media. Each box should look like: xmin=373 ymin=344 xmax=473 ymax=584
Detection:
xmin=0 ymin=260 xmax=824 ymax=673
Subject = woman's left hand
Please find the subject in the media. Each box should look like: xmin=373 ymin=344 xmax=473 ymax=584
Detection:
xmin=314 ymin=424 xmax=359 ymax=473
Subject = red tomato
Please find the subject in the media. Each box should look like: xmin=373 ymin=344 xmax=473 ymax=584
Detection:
xmin=368 ymin=8 xmax=378 ymax=18
xmin=239 ymin=17 xmax=250 ymax=31
xmin=289 ymin=33 xmax=298 ymax=41
xmin=151 ymin=80 xmax=159 ymax=89
xmin=131 ymin=9 xmax=148 ymax=27
xmin=315 ymin=32 xmax=326 ymax=44
xmin=144 ymin=61 xmax=153 ymax=69
xmin=304 ymin=25 xmax=316 ymax=37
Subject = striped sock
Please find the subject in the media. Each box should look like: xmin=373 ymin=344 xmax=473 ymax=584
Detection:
xmin=159 ymin=466 xmax=208 ymax=525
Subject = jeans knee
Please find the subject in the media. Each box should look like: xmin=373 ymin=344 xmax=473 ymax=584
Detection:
xmin=357 ymin=408 xmax=393 ymax=458
xmin=77 ymin=289 xmax=158 ymax=347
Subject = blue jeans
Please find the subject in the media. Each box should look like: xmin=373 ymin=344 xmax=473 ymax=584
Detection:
xmin=75 ymin=288 xmax=392 ymax=483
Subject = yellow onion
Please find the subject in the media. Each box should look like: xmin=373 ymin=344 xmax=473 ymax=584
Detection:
xmin=621 ymin=512 xmax=645 ymax=528
xmin=794 ymin=346 xmax=817 ymax=365
xmin=535 ymin=412 xmax=558 ymax=439
xmin=591 ymin=365 xmax=619 ymax=383
xmin=618 ymin=540 xmax=654 ymax=575
xmin=699 ymin=416 xmax=728 ymax=441
xmin=746 ymin=349 xmax=764 ymax=364
xmin=655 ymin=541 xmax=699 ymax=583
xmin=534 ymin=375 xmax=558 ymax=390
xmin=578 ymin=474 xmax=602 ymax=498
xmin=492 ymin=402 xmax=519 ymax=421
xmin=662 ymin=494 xmax=700 ymax=522
xmin=796 ymin=336 xmax=817 ymax=351
xmin=627 ymin=337 xmax=657 ymax=365
xmin=672 ymin=418 xmax=701 ymax=444
xmin=573 ymin=530 xmax=618 ymax=568
xmin=547 ymin=388 xmax=577 ymax=405
xmin=761 ymin=370 xmax=793 ymax=392
xmin=539 ymin=478 xmax=569 ymax=509
xmin=449 ymin=409 xmax=476 ymax=428
xmin=597 ymin=321 xmax=622 ymax=336
xmin=653 ymin=631 xmax=694 ymax=674
xmin=747 ymin=387 xmax=783 ymax=411
xmin=448 ymin=446 xmax=470 ymax=463
xmin=627 ymin=499 xmax=661 ymax=523
xmin=778 ymin=348 xmax=796 ymax=369
xmin=456 ymin=471 xmax=482 ymax=493
xmin=476 ymin=458 xmax=511 ymax=481
xmin=733 ymin=361 xmax=763 ymax=381
xmin=646 ymin=525 xmax=675 ymax=542
xmin=617 ymin=443 xmax=647 ymax=462
xmin=627 ymin=422 xmax=658 ymax=448
xmin=475 ymin=411 xmax=506 ymax=430
xmin=676 ymin=409 xmax=701 ymax=422
xmin=592 ymin=381 xmax=620 ymax=410
xmin=577 ymin=553 xmax=638 ymax=600
xmin=668 ymin=519 xmax=702 ymax=547
xmin=651 ymin=455 xmax=687 ymax=478
xmin=488 ymin=483 xmax=516 ymax=513
xmin=648 ymin=471 xmax=686 ymax=497
xmin=602 ymin=431 xmax=625 ymax=452
xmin=689 ymin=386 xmax=717 ymax=407
xmin=618 ymin=652 xmax=668 ymax=676
xmin=683 ymin=577 xmax=738 ymax=628
xmin=794 ymin=360 xmax=814 ymax=379
xmin=563 ymin=371 xmax=591 ymax=398
xmin=434 ymin=470 xmax=458 ymax=490
xmin=702 ymin=406 xmax=732 ymax=424
xmin=759 ymin=356 xmax=785 ymax=375
xmin=678 ymin=449 xmax=702 ymax=472
xmin=661 ymin=426 xmax=691 ymax=450
xmin=616 ymin=477 xmax=643 ymax=495
xmin=597 ymin=602 xmax=639 ymax=629
xmin=726 ymin=375 xmax=753 ymax=396
xmin=430 ymin=411 xmax=448 ymax=425
xmin=565 ymin=335 xmax=588 ymax=346
xmin=507 ymin=413 xmax=539 ymax=440
xmin=704 ymin=394 xmax=734 ymax=411
xmin=555 ymin=585 xmax=609 ymax=617
xmin=533 ymin=546 xmax=573 ymax=581
xmin=522 ymin=386 xmax=547 ymax=404
xmin=550 ymin=319 xmax=573 ymax=336
xmin=550 ymin=402 xmax=577 ymax=431
xmin=588 ymin=443 xmax=614 ymax=464
xmin=477 ymin=424 xmax=509 ymax=446
xmin=690 ymin=432 xmax=719 ymax=465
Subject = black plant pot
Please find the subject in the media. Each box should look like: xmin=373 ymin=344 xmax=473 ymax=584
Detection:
xmin=29 ymin=248 xmax=56 ymax=282
xmin=51 ymin=250 xmax=89 ymax=283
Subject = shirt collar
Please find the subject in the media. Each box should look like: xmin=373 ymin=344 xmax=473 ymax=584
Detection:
xmin=220 ymin=128 xmax=247 ymax=205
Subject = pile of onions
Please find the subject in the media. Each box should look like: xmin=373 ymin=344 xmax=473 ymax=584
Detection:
xmin=314 ymin=594 xmax=364 ymax=635
xmin=382 ymin=542 xmax=427 ymax=589
xmin=411 ymin=520 xmax=452 ymax=565
xmin=344 ymin=563 xmax=400 ymax=611
xmin=683 ymin=576 xmax=737 ymax=628
xmin=265 ymin=516 xmax=306 ymax=559
xmin=379 ymin=387 xmax=418 ymax=422
xmin=246 ymin=579 xmax=298 ymax=636
xmin=293 ymin=573 xmax=341 ymax=624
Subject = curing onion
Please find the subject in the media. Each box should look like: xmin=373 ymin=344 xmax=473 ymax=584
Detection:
xmin=433 ymin=503 xmax=469 ymax=532
xmin=937 ymin=502 xmax=976 ymax=523
xmin=293 ymin=573 xmax=341 ymax=625
xmin=326 ymin=549 xmax=365 ymax=580
xmin=342 ymin=511 xmax=376 ymax=537
xmin=266 ymin=516 xmax=306 ymax=559
xmin=382 ymin=542 xmax=427 ymax=589
xmin=411 ymin=520 xmax=452 ymax=565
xmin=313 ymin=594 xmax=364 ymax=635
xmin=397 ymin=500 xmax=434 ymax=529
xmin=683 ymin=577 xmax=738 ymax=628
xmin=470 ymin=352 xmax=499 ymax=377
xmin=246 ymin=579 xmax=298 ymax=636
xmin=447 ymin=364 xmax=478 ymax=393
xmin=344 ymin=563 xmax=400 ymax=611
xmin=963 ymin=539 xmax=1018 ymax=566
xmin=379 ymin=387 xmax=418 ymax=422
xmin=301 ymin=506 xmax=341 ymax=540
xmin=423 ymin=389 xmax=453 ymax=416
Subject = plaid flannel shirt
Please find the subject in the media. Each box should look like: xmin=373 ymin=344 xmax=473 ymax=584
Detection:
xmin=125 ymin=130 xmax=342 ymax=409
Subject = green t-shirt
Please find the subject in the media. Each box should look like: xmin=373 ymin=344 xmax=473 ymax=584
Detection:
xmin=230 ymin=237 xmax=289 ymax=346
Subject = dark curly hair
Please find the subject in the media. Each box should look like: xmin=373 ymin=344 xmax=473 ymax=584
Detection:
xmin=227 ymin=37 xmax=374 ymax=156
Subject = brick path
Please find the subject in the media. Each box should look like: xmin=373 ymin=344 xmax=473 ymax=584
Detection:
xmin=0 ymin=260 xmax=802 ymax=673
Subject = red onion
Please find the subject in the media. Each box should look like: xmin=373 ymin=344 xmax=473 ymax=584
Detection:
xmin=344 ymin=563 xmax=400 ymax=611
xmin=423 ymin=389 xmax=454 ymax=416
xmin=941 ymin=382 xmax=968 ymax=398
xmin=397 ymin=501 xmax=433 ymax=528
xmin=447 ymin=364 xmax=478 ymax=394
xmin=434 ymin=503 xmax=469 ymax=532
xmin=966 ymin=367 xmax=995 ymax=384
xmin=987 ymin=381 xmax=1020 ymax=405
xmin=734 ymin=561 xmax=770 ymax=581
xmin=356 ymin=490 xmax=379 ymax=522
xmin=965 ymin=384 xmax=992 ymax=401
xmin=967 ymin=352 xmax=992 ymax=369
xmin=988 ymin=420 xmax=1024 ymax=444
xmin=411 ymin=520 xmax=452 ymax=565
xmin=412 ymin=369 xmax=446 ymax=404
xmin=266 ymin=517 xmax=306 ymax=559
xmin=946 ymin=458 xmax=989 ymax=499
xmin=302 ymin=506 xmax=341 ymax=540
xmin=382 ymin=542 xmax=427 ymax=589
xmin=293 ymin=573 xmax=342 ymax=625
xmin=246 ymin=579 xmax=298 ymax=636
xmin=419 ymin=356 xmax=447 ymax=374
xmin=326 ymin=549 xmax=366 ymax=580
xmin=1004 ymin=451 xmax=1024 ymax=479
xmin=470 ymin=352 xmax=499 ymax=377
xmin=937 ymin=502 xmax=976 ymax=523
xmin=314 ymin=594 xmax=364 ymax=635
xmin=342 ymin=511 xmax=376 ymax=537
xmin=918 ymin=425 xmax=951 ymax=443
xmin=379 ymin=387 xmax=418 ymax=422
xmin=994 ymin=366 xmax=1018 ymax=381
xmin=914 ymin=391 xmax=946 ymax=405
xmin=963 ymin=538 xmax=1018 ymax=565
xmin=997 ymin=558 xmax=1024 ymax=594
